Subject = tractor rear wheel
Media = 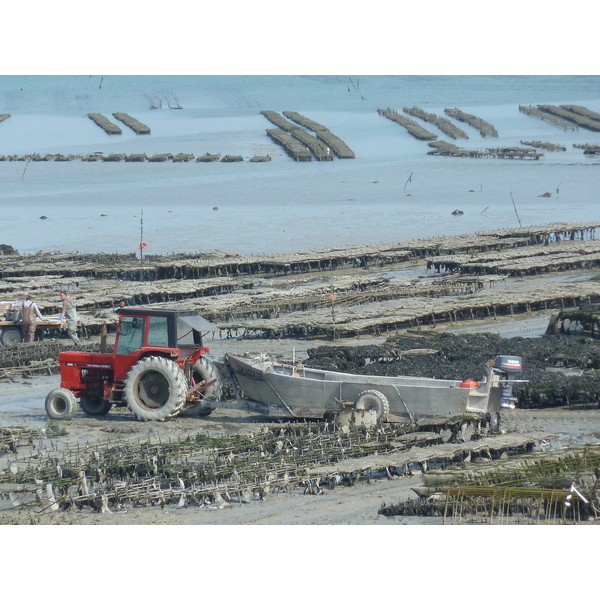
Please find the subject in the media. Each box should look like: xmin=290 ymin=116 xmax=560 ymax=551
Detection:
xmin=45 ymin=388 xmax=77 ymax=420
xmin=124 ymin=356 xmax=188 ymax=421
xmin=180 ymin=357 xmax=223 ymax=417
xmin=80 ymin=395 xmax=111 ymax=416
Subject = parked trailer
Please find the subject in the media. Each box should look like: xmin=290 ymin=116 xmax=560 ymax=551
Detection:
xmin=0 ymin=317 xmax=66 ymax=345
xmin=1 ymin=303 xmax=66 ymax=345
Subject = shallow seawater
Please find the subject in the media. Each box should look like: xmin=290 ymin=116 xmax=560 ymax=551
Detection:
xmin=0 ymin=75 xmax=599 ymax=256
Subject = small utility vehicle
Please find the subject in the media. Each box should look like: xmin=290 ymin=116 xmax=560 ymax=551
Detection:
xmin=45 ymin=308 xmax=222 ymax=421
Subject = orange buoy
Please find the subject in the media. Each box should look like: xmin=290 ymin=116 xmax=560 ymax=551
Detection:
xmin=460 ymin=379 xmax=481 ymax=389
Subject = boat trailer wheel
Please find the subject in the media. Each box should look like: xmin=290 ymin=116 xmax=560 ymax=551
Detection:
xmin=355 ymin=389 xmax=390 ymax=421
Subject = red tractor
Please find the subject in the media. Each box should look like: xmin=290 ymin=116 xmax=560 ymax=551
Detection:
xmin=45 ymin=308 xmax=223 ymax=421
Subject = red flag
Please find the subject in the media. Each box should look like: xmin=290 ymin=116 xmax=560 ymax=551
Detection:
xmin=139 ymin=242 xmax=148 ymax=251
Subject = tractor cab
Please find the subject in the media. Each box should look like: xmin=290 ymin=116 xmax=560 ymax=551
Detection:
xmin=115 ymin=308 xmax=217 ymax=353
xmin=113 ymin=308 xmax=217 ymax=381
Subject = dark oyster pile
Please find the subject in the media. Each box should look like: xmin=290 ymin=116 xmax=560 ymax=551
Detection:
xmin=305 ymin=333 xmax=600 ymax=407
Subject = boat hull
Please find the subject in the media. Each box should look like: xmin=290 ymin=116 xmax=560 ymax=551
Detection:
xmin=226 ymin=354 xmax=504 ymax=420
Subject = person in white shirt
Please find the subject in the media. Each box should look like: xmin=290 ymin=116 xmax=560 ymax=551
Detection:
xmin=59 ymin=291 xmax=80 ymax=345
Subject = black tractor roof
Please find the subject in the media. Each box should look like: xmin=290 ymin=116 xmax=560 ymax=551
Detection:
xmin=116 ymin=307 xmax=218 ymax=332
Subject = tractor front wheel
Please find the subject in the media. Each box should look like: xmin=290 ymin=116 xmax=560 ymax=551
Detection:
xmin=45 ymin=388 xmax=77 ymax=420
xmin=124 ymin=356 xmax=188 ymax=421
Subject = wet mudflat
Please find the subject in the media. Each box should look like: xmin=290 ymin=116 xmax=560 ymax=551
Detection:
xmin=1 ymin=330 xmax=599 ymax=526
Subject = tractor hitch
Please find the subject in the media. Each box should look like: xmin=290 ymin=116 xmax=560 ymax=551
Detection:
xmin=186 ymin=378 xmax=217 ymax=404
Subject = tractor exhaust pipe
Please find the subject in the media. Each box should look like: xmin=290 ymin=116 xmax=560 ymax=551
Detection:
xmin=100 ymin=323 xmax=107 ymax=353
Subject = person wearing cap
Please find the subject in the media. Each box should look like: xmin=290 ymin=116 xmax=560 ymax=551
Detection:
xmin=59 ymin=291 xmax=80 ymax=345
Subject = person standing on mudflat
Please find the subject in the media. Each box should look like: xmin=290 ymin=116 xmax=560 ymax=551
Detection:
xmin=59 ymin=291 xmax=79 ymax=345
xmin=19 ymin=295 xmax=45 ymax=342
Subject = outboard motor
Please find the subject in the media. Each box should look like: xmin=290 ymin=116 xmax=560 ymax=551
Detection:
xmin=495 ymin=355 xmax=523 ymax=409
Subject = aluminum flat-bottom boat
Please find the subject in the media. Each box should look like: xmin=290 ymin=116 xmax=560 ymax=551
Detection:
xmin=225 ymin=353 xmax=524 ymax=422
